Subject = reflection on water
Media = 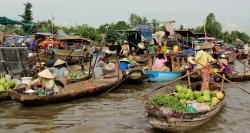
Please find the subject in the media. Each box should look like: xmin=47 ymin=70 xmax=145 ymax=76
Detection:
xmin=0 ymin=60 xmax=250 ymax=133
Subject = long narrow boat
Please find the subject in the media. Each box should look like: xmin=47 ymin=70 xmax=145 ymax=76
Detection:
xmin=146 ymin=70 xmax=182 ymax=82
xmin=145 ymin=83 xmax=225 ymax=132
xmin=214 ymin=71 xmax=250 ymax=82
xmin=8 ymin=70 xmax=123 ymax=106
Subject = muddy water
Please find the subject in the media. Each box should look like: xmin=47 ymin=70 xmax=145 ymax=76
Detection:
xmin=0 ymin=60 xmax=250 ymax=133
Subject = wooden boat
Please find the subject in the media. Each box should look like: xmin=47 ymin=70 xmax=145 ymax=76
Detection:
xmin=145 ymin=83 xmax=225 ymax=132
xmin=126 ymin=68 xmax=146 ymax=83
xmin=214 ymin=71 xmax=250 ymax=82
xmin=8 ymin=70 xmax=123 ymax=106
xmin=54 ymin=36 xmax=91 ymax=64
xmin=146 ymin=70 xmax=182 ymax=82
xmin=225 ymin=51 xmax=236 ymax=64
xmin=0 ymin=85 xmax=26 ymax=101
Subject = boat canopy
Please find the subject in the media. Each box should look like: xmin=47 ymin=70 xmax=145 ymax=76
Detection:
xmin=175 ymin=30 xmax=196 ymax=37
xmin=58 ymin=35 xmax=90 ymax=44
xmin=0 ymin=16 xmax=33 ymax=27
xmin=194 ymin=33 xmax=211 ymax=38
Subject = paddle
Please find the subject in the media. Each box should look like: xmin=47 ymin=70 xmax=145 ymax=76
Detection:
xmin=105 ymin=73 xmax=130 ymax=93
xmin=1 ymin=60 xmax=9 ymax=74
xmin=211 ymin=71 xmax=250 ymax=95
xmin=237 ymin=59 xmax=250 ymax=69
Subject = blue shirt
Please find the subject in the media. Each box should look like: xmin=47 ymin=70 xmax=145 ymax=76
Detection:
xmin=49 ymin=67 xmax=67 ymax=78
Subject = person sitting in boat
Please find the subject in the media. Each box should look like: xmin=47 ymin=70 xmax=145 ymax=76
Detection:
xmin=152 ymin=53 xmax=169 ymax=71
xmin=119 ymin=40 xmax=130 ymax=57
xmin=27 ymin=69 xmax=59 ymax=95
xmin=49 ymin=59 xmax=69 ymax=79
xmin=191 ymin=42 xmax=217 ymax=91
xmin=35 ymin=62 xmax=46 ymax=73
xmin=119 ymin=57 xmax=130 ymax=76
xmin=82 ymin=48 xmax=92 ymax=61
xmin=218 ymin=54 xmax=232 ymax=76
xmin=128 ymin=55 xmax=139 ymax=66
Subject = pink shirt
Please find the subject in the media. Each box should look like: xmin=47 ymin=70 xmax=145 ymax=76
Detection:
xmin=154 ymin=58 xmax=167 ymax=68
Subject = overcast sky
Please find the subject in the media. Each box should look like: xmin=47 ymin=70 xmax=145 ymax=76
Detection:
xmin=1 ymin=0 xmax=250 ymax=34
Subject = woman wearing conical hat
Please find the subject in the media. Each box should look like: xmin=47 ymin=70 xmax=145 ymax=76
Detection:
xmin=190 ymin=42 xmax=217 ymax=91
xmin=49 ymin=59 xmax=69 ymax=79
xmin=119 ymin=40 xmax=130 ymax=57
xmin=28 ymin=69 xmax=59 ymax=94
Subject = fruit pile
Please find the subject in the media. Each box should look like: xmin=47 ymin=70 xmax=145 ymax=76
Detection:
xmin=174 ymin=85 xmax=224 ymax=107
xmin=0 ymin=76 xmax=16 ymax=92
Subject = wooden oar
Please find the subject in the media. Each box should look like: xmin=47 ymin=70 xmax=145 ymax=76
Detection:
xmin=1 ymin=60 xmax=9 ymax=74
xmin=237 ymin=59 xmax=250 ymax=69
xmin=211 ymin=71 xmax=250 ymax=95
xmin=105 ymin=73 xmax=130 ymax=93
xmin=196 ymin=61 xmax=250 ymax=95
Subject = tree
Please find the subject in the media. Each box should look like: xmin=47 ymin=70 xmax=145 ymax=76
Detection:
xmin=71 ymin=24 xmax=101 ymax=40
xmin=0 ymin=25 xmax=24 ymax=35
xmin=37 ymin=19 xmax=58 ymax=34
xmin=205 ymin=13 xmax=222 ymax=38
xmin=129 ymin=13 xmax=148 ymax=25
xmin=19 ymin=2 xmax=33 ymax=32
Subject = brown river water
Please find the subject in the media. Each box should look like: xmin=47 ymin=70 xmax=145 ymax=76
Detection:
xmin=0 ymin=60 xmax=250 ymax=133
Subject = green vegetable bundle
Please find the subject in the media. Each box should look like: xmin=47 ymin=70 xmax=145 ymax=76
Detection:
xmin=149 ymin=94 xmax=187 ymax=112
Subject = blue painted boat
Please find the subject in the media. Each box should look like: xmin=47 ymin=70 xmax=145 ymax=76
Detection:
xmin=146 ymin=70 xmax=182 ymax=82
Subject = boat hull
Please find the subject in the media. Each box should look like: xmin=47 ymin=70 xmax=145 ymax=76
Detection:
xmin=146 ymin=70 xmax=182 ymax=82
xmin=145 ymin=84 xmax=225 ymax=132
xmin=8 ymin=71 xmax=123 ymax=106
xmin=126 ymin=68 xmax=146 ymax=83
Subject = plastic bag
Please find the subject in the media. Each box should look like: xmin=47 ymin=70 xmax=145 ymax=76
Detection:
xmin=190 ymin=101 xmax=210 ymax=112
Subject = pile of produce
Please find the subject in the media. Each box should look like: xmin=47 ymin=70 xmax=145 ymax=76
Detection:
xmin=0 ymin=76 xmax=16 ymax=92
xmin=147 ymin=84 xmax=224 ymax=113
xmin=174 ymin=85 xmax=224 ymax=107
xmin=68 ymin=71 xmax=88 ymax=80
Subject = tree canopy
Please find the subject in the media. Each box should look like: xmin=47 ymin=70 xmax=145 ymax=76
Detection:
xmin=19 ymin=2 xmax=33 ymax=32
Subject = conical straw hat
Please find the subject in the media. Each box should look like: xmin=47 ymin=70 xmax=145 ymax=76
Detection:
xmin=53 ymin=59 xmax=66 ymax=66
xmin=38 ymin=69 xmax=54 ymax=79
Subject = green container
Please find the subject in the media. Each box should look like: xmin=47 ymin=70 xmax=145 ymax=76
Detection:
xmin=38 ymin=91 xmax=46 ymax=96
xmin=186 ymin=105 xmax=197 ymax=113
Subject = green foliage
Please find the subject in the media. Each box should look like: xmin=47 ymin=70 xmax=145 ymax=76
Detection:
xmin=36 ymin=19 xmax=58 ymax=34
xmin=19 ymin=2 xmax=33 ymax=32
xmin=0 ymin=25 xmax=25 ymax=35
xmin=149 ymin=94 xmax=187 ymax=112
xmin=129 ymin=13 xmax=148 ymax=25
xmin=97 ymin=21 xmax=131 ymax=41
xmin=70 ymin=24 xmax=101 ymax=40
xmin=201 ymin=13 xmax=222 ymax=38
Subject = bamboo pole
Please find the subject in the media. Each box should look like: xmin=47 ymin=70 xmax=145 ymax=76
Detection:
xmin=220 ymin=74 xmax=225 ymax=92
xmin=187 ymin=70 xmax=191 ymax=89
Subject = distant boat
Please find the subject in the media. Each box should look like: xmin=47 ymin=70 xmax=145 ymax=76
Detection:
xmin=146 ymin=70 xmax=182 ymax=82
